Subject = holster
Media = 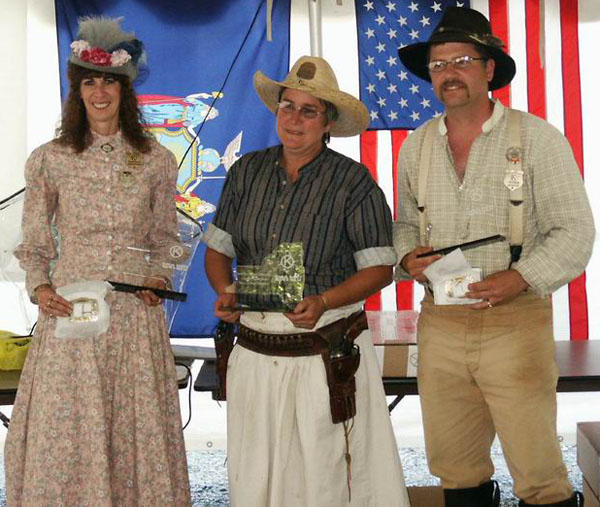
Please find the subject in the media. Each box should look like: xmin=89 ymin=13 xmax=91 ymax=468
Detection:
xmin=316 ymin=311 xmax=367 ymax=424
xmin=213 ymin=320 xmax=236 ymax=401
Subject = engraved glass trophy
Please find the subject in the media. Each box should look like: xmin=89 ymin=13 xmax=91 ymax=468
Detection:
xmin=235 ymin=242 xmax=305 ymax=312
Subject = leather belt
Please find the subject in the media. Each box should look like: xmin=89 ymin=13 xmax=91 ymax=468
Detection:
xmin=237 ymin=311 xmax=367 ymax=358
xmin=237 ymin=326 xmax=327 ymax=357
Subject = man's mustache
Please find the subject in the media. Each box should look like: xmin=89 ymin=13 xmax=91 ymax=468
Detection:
xmin=441 ymin=80 xmax=466 ymax=90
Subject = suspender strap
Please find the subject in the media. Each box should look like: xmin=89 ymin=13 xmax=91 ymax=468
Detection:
xmin=417 ymin=111 xmax=524 ymax=264
xmin=505 ymin=110 xmax=524 ymax=265
xmin=417 ymin=119 xmax=438 ymax=246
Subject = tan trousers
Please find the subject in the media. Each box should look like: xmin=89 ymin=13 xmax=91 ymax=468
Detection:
xmin=417 ymin=292 xmax=573 ymax=504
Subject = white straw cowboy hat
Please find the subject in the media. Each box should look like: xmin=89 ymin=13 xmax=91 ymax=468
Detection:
xmin=253 ymin=56 xmax=370 ymax=137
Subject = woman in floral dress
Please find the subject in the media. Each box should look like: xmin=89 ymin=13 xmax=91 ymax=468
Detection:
xmin=4 ymin=17 xmax=191 ymax=506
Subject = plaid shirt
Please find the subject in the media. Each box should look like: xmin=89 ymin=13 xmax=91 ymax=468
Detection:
xmin=204 ymin=145 xmax=396 ymax=309
xmin=394 ymin=100 xmax=595 ymax=297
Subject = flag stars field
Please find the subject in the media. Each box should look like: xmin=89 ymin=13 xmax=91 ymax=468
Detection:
xmin=357 ymin=0 xmax=451 ymax=130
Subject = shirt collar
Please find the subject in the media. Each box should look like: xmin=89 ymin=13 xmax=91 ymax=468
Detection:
xmin=275 ymin=144 xmax=329 ymax=176
xmin=437 ymin=99 xmax=505 ymax=136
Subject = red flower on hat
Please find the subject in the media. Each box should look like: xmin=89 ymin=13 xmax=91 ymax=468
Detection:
xmin=87 ymin=47 xmax=112 ymax=66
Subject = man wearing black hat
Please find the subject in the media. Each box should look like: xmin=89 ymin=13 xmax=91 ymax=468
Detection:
xmin=394 ymin=7 xmax=594 ymax=507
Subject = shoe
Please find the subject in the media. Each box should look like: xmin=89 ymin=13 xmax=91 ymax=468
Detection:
xmin=444 ymin=480 xmax=500 ymax=507
xmin=518 ymin=491 xmax=584 ymax=507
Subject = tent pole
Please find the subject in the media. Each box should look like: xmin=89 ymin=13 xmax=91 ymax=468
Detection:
xmin=308 ymin=0 xmax=323 ymax=57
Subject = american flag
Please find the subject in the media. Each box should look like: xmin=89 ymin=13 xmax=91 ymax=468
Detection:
xmin=355 ymin=0 xmax=468 ymax=316
xmin=339 ymin=0 xmax=595 ymax=340
xmin=356 ymin=0 xmax=460 ymax=130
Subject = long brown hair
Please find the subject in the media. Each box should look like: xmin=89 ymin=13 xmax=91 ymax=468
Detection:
xmin=56 ymin=63 xmax=151 ymax=153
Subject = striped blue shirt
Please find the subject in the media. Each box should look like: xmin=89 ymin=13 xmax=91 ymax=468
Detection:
xmin=204 ymin=145 xmax=396 ymax=309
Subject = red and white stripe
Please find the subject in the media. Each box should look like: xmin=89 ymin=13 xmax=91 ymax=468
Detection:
xmin=291 ymin=0 xmax=600 ymax=340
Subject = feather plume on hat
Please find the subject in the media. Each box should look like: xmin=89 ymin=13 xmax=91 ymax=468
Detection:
xmin=69 ymin=16 xmax=145 ymax=81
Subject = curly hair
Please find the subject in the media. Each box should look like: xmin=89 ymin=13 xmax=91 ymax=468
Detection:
xmin=56 ymin=63 xmax=151 ymax=153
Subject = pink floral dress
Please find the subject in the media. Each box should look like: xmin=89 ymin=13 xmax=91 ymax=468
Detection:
xmin=5 ymin=132 xmax=191 ymax=506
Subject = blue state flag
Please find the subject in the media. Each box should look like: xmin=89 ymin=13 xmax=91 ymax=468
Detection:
xmin=56 ymin=0 xmax=291 ymax=336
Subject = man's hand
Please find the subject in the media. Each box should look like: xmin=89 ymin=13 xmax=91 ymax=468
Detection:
xmin=466 ymin=269 xmax=529 ymax=310
xmin=214 ymin=292 xmax=242 ymax=323
xmin=285 ymin=295 xmax=327 ymax=330
xmin=400 ymin=247 xmax=442 ymax=283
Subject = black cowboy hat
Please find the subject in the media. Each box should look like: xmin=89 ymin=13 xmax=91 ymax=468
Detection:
xmin=397 ymin=7 xmax=516 ymax=91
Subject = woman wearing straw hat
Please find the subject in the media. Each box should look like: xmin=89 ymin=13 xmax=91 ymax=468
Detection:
xmin=204 ymin=56 xmax=410 ymax=506
xmin=5 ymin=17 xmax=191 ymax=505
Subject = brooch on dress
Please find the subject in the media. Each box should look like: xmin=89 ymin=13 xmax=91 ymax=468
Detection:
xmin=125 ymin=152 xmax=143 ymax=167
xmin=118 ymin=170 xmax=135 ymax=187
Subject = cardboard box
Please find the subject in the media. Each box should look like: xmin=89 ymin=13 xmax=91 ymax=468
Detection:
xmin=368 ymin=310 xmax=419 ymax=377
xmin=577 ymin=422 xmax=600 ymax=501
xmin=584 ymin=478 xmax=600 ymax=507
xmin=376 ymin=344 xmax=419 ymax=377
xmin=407 ymin=486 xmax=444 ymax=506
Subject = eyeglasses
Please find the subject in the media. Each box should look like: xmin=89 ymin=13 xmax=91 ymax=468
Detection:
xmin=427 ymin=55 xmax=487 ymax=73
xmin=277 ymin=100 xmax=326 ymax=120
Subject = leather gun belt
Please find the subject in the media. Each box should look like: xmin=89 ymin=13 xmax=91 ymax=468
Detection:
xmin=237 ymin=326 xmax=326 ymax=357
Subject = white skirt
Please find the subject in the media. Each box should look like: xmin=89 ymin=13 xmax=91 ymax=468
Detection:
xmin=227 ymin=307 xmax=411 ymax=507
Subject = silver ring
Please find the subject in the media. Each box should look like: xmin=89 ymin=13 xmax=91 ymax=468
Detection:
xmin=487 ymin=300 xmax=493 ymax=309
xmin=46 ymin=299 xmax=52 ymax=308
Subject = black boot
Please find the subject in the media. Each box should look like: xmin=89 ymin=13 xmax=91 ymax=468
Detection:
xmin=444 ymin=479 xmax=500 ymax=507
xmin=518 ymin=491 xmax=584 ymax=507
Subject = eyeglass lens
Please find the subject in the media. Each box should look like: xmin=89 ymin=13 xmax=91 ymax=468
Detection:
xmin=278 ymin=101 xmax=321 ymax=119
xmin=428 ymin=56 xmax=481 ymax=72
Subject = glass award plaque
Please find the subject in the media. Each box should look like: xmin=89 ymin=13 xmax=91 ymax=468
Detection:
xmin=235 ymin=242 xmax=305 ymax=312
xmin=107 ymin=212 xmax=202 ymax=310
